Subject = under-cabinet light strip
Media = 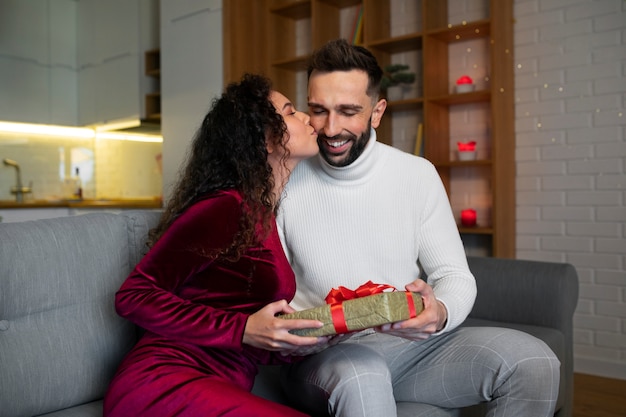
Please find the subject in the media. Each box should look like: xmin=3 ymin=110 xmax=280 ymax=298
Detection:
xmin=96 ymin=132 xmax=162 ymax=143
xmin=0 ymin=121 xmax=162 ymax=143
xmin=0 ymin=121 xmax=95 ymax=138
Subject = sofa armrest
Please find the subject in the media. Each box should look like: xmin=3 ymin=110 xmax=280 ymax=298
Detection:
xmin=467 ymin=256 xmax=579 ymax=332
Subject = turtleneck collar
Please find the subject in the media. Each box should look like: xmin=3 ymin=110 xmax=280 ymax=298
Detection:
xmin=316 ymin=128 xmax=381 ymax=184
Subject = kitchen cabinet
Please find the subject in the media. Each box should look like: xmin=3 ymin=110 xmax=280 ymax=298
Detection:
xmin=144 ymin=49 xmax=161 ymax=123
xmin=0 ymin=0 xmax=159 ymax=127
xmin=0 ymin=0 xmax=78 ymax=125
xmin=224 ymin=0 xmax=515 ymax=258
xmin=77 ymin=0 xmax=160 ymax=126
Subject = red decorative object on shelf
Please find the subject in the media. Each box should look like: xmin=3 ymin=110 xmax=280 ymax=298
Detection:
xmin=457 ymin=141 xmax=477 ymax=161
xmin=455 ymin=75 xmax=475 ymax=93
xmin=461 ymin=209 xmax=477 ymax=227
xmin=456 ymin=75 xmax=473 ymax=85
xmin=457 ymin=141 xmax=476 ymax=151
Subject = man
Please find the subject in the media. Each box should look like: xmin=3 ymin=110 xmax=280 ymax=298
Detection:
xmin=277 ymin=39 xmax=560 ymax=417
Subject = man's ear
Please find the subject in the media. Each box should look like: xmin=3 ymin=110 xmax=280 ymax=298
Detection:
xmin=371 ymin=98 xmax=387 ymax=129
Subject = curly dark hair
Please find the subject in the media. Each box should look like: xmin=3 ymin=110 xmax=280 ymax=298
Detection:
xmin=148 ymin=74 xmax=289 ymax=261
xmin=307 ymin=38 xmax=384 ymax=99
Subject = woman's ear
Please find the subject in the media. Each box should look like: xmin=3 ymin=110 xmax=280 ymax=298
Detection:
xmin=266 ymin=139 xmax=275 ymax=154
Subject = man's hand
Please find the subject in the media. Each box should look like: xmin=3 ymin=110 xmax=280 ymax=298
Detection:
xmin=375 ymin=279 xmax=447 ymax=341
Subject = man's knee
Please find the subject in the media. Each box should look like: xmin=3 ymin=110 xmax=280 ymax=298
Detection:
xmin=507 ymin=333 xmax=560 ymax=398
xmin=284 ymin=343 xmax=390 ymax=388
xmin=280 ymin=343 xmax=393 ymax=415
xmin=478 ymin=328 xmax=560 ymax=399
xmin=455 ymin=328 xmax=559 ymax=396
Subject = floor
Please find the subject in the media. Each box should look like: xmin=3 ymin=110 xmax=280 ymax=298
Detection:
xmin=573 ymin=373 xmax=626 ymax=417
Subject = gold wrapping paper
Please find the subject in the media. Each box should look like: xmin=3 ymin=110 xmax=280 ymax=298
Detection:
xmin=280 ymin=291 xmax=424 ymax=337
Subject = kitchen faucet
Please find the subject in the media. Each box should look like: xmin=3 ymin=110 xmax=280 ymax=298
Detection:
xmin=3 ymin=158 xmax=32 ymax=203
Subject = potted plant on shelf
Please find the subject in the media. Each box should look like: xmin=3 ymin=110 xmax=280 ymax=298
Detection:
xmin=381 ymin=64 xmax=416 ymax=101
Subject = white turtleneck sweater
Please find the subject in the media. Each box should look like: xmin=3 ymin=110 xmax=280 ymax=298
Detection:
xmin=277 ymin=129 xmax=476 ymax=332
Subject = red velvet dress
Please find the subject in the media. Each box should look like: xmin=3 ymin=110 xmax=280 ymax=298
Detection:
xmin=103 ymin=190 xmax=307 ymax=417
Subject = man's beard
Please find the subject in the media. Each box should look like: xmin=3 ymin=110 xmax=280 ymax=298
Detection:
xmin=318 ymin=119 xmax=372 ymax=167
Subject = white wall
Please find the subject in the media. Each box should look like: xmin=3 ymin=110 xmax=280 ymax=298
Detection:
xmin=160 ymin=0 xmax=223 ymax=200
xmin=514 ymin=0 xmax=626 ymax=380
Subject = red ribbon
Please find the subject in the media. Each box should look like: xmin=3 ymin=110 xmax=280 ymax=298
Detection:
xmin=324 ymin=281 xmax=417 ymax=334
xmin=405 ymin=291 xmax=417 ymax=318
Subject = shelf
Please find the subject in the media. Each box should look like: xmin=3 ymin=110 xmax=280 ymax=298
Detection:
xmin=367 ymin=33 xmax=423 ymax=54
xmin=144 ymin=49 xmax=160 ymax=77
xmin=435 ymin=160 xmax=492 ymax=168
xmin=144 ymin=49 xmax=161 ymax=123
xmin=223 ymin=0 xmax=515 ymax=257
xmin=318 ymin=0 xmax=361 ymax=7
xmin=145 ymin=92 xmax=160 ymax=109
xmin=426 ymin=19 xmax=491 ymax=43
xmin=429 ymin=90 xmax=491 ymax=106
xmin=385 ymin=97 xmax=424 ymax=112
xmin=270 ymin=0 xmax=360 ymax=17
xmin=270 ymin=0 xmax=311 ymax=19
xmin=459 ymin=226 xmax=493 ymax=235
xmin=271 ymin=55 xmax=309 ymax=71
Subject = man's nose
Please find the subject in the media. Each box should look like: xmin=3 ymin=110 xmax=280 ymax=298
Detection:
xmin=322 ymin=114 xmax=341 ymax=137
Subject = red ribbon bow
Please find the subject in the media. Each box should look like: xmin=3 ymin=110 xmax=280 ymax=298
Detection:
xmin=324 ymin=281 xmax=417 ymax=334
xmin=324 ymin=280 xmax=395 ymax=304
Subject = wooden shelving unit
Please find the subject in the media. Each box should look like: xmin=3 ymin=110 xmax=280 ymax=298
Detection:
xmin=144 ymin=48 xmax=161 ymax=123
xmin=223 ymin=0 xmax=515 ymax=258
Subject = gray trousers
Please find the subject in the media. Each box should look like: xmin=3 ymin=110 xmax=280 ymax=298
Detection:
xmin=280 ymin=327 xmax=560 ymax=417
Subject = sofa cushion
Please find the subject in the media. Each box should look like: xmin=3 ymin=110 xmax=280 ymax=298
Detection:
xmin=36 ymin=401 xmax=103 ymax=417
xmin=0 ymin=214 xmax=138 ymax=417
xmin=122 ymin=210 xmax=162 ymax=268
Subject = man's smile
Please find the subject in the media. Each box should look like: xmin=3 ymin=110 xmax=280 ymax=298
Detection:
xmin=327 ymin=139 xmax=348 ymax=148
xmin=319 ymin=135 xmax=352 ymax=155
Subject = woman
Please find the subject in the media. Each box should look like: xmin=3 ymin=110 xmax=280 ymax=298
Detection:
xmin=104 ymin=74 xmax=323 ymax=417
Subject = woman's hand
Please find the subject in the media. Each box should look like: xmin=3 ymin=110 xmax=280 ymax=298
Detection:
xmin=243 ymin=300 xmax=330 ymax=354
xmin=375 ymin=279 xmax=447 ymax=341
xmin=283 ymin=332 xmax=352 ymax=356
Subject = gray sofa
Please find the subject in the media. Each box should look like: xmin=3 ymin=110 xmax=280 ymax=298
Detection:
xmin=0 ymin=211 xmax=578 ymax=417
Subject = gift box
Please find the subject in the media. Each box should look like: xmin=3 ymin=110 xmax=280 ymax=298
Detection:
xmin=280 ymin=281 xmax=424 ymax=337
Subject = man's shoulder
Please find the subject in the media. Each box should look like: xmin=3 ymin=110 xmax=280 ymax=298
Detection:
xmin=376 ymin=142 xmax=436 ymax=172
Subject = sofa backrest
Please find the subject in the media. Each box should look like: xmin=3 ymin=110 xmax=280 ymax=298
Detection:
xmin=0 ymin=210 xmax=161 ymax=417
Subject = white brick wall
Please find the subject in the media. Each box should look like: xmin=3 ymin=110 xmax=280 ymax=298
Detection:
xmin=514 ymin=0 xmax=626 ymax=380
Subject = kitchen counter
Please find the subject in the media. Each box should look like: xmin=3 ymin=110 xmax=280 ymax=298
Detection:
xmin=0 ymin=198 xmax=163 ymax=210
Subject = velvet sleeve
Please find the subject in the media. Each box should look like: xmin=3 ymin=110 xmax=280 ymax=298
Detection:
xmin=114 ymin=192 xmax=251 ymax=350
